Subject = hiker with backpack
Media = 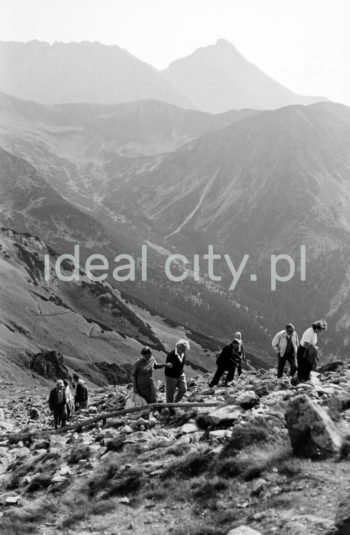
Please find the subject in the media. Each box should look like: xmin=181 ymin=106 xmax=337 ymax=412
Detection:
xmin=209 ymin=332 xmax=245 ymax=388
xmin=73 ymin=374 xmax=89 ymax=410
xmin=297 ymin=320 xmax=327 ymax=382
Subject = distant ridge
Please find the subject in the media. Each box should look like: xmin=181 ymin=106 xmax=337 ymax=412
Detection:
xmin=0 ymin=40 xmax=193 ymax=108
xmin=0 ymin=39 xmax=326 ymax=113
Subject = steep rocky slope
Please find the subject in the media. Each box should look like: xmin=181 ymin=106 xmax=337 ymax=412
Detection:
xmin=0 ymin=228 xmax=220 ymax=386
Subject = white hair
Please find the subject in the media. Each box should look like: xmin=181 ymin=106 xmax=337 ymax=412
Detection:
xmin=176 ymin=339 xmax=190 ymax=350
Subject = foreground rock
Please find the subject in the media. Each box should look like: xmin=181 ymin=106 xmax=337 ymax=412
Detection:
xmin=285 ymin=394 xmax=342 ymax=458
xmin=335 ymin=496 xmax=350 ymax=534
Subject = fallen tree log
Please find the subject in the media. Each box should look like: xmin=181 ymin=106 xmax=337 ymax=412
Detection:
xmin=0 ymin=401 xmax=221 ymax=441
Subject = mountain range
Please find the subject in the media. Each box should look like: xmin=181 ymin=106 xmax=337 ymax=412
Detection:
xmin=0 ymin=39 xmax=325 ymax=112
xmin=1 ymin=91 xmax=350 ymax=359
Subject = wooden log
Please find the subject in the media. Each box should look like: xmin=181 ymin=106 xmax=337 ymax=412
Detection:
xmin=0 ymin=401 xmax=220 ymax=441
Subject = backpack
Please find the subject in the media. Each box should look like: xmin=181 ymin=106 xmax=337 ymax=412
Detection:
xmin=232 ymin=340 xmax=242 ymax=364
xmin=77 ymin=382 xmax=88 ymax=402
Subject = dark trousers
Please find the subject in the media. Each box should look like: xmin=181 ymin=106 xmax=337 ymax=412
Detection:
xmin=53 ymin=407 xmax=67 ymax=429
xmin=277 ymin=352 xmax=297 ymax=378
xmin=297 ymin=345 xmax=313 ymax=382
xmin=209 ymin=362 xmax=240 ymax=387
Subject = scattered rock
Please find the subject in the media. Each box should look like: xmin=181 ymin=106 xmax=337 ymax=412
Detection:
xmin=236 ymin=391 xmax=260 ymax=409
xmin=29 ymin=407 xmax=40 ymax=420
xmin=196 ymin=405 xmax=242 ymax=428
xmin=251 ymin=478 xmax=267 ymax=496
xmin=5 ymin=495 xmax=20 ymax=505
xmin=318 ymin=360 xmax=344 ymax=373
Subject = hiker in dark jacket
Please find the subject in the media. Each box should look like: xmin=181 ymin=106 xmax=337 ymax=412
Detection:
xmin=164 ymin=339 xmax=190 ymax=403
xmin=73 ymin=374 xmax=89 ymax=410
xmin=209 ymin=335 xmax=245 ymax=388
xmin=48 ymin=379 xmax=67 ymax=429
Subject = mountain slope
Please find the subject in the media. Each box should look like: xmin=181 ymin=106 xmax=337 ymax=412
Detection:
xmin=0 ymin=40 xmax=193 ymax=108
xmin=0 ymin=93 xmax=260 ymax=199
xmin=108 ymin=102 xmax=350 ymax=354
xmin=0 ymin=228 xmax=224 ymax=385
xmin=162 ymin=39 xmax=326 ymax=113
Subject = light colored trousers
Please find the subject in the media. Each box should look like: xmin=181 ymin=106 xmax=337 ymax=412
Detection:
xmin=165 ymin=374 xmax=187 ymax=403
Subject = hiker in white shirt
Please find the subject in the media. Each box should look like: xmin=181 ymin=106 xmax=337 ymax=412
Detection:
xmin=297 ymin=320 xmax=327 ymax=382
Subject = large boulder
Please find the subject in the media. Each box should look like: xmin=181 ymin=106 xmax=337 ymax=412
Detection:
xmin=285 ymin=394 xmax=342 ymax=458
xmin=227 ymin=527 xmax=262 ymax=535
xmin=335 ymin=496 xmax=350 ymax=534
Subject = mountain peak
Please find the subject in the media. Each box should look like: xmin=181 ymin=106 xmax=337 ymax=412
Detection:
xmin=162 ymin=40 xmax=325 ymax=113
xmin=214 ymin=38 xmax=237 ymax=49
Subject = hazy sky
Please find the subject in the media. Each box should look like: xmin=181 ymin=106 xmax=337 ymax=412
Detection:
xmin=1 ymin=0 xmax=349 ymax=104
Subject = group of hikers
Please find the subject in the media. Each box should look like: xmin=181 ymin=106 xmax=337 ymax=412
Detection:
xmin=48 ymin=374 xmax=89 ymax=429
xmin=208 ymin=319 xmax=328 ymax=388
xmin=48 ymin=319 xmax=328 ymax=428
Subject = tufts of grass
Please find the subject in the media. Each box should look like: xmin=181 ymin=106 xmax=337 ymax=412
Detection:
xmin=0 ymin=519 xmax=38 ymax=535
xmin=190 ymin=476 xmax=228 ymax=501
xmin=0 ymin=498 xmax=57 ymax=534
xmin=220 ymin=422 xmax=270 ymax=457
xmin=6 ymin=452 xmax=61 ymax=490
xmin=164 ymin=442 xmax=192 ymax=457
xmin=277 ymin=457 xmax=308 ymax=477
xmin=90 ymin=499 xmax=116 ymax=516
xmin=162 ymin=450 xmax=214 ymax=479
xmin=213 ymin=457 xmax=241 ymax=479
xmin=212 ymin=443 xmax=293 ymax=481
xmin=84 ymin=459 xmax=145 ymax=500
xmin=239 ymin=444 xmax=293 ymax=480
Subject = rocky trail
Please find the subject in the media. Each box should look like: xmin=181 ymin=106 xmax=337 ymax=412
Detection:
xmin=1 ymin=364 xmax=350 ymax=535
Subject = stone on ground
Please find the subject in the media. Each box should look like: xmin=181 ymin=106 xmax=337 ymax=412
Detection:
xmin=227 ymin=526 xmax=262 ymax=535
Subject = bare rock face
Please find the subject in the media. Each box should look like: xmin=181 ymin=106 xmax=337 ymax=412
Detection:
xmin=285 ymin=394 xmax=342 ymax=458
xmin=335 ymin=497 xmax=350 ymax=534
xmin=30 ymin=350 xmax=69 ymax=380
